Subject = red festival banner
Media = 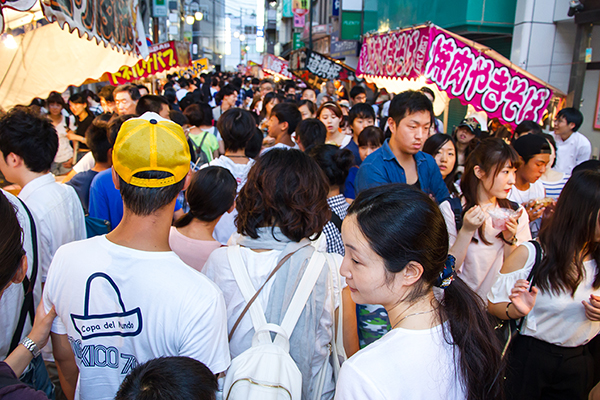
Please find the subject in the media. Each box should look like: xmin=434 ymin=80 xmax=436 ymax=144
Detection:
xmin=262 ymin=54 xmax=293 ymax=79
xmin=107 ymin=41 xmax=191 ymax=85
xmin=357 ymin=24 xmax=557 ymax=126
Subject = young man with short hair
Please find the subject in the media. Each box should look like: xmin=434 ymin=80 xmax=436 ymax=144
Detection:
xmin=508 ymin=134 xmax=552 ymax=237
xmin=346 ymin=103 xmax=376 ymax=166
xmin=44 ymin=112 xmax=230 ymax=400
xmin=114 ymin=85 xmax=141 ymax=116
xmin=265 ymin=102 xmax=302 ymax=151
xmin=551 ymin=107 xmax=590 ymax=174
xmin=301 ymin=87 xmax=317 ymax=103
xmin=355 ymin=90 xmax=449 ymax=203
xmin=349 ymin=85 xmax=367 ymax=105
xmin=135 ymin=95 xmax=170 ymax=119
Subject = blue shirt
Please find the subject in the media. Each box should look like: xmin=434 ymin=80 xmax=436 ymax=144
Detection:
xmin=343 ymin=166 xmax=359 ymax=200
xmin=355 ymin=139 xmax=450 ymax=203
xmin=345 ymin=139 xmax=362 ymax=167
xmin=66 ymin=170 xmax=98 ymax=214
xmin=88 ymin=168 xmax=182 ymax=230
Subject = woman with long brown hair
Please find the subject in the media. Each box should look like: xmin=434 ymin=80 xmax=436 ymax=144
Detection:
xmin=489 ymin=170 xmax=600 ymax=399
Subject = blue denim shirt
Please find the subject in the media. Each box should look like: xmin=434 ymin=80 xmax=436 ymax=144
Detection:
xmin=355 ymin=139 xmax=450 ymax=204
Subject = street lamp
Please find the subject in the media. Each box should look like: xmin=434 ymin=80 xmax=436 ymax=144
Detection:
xmin=234 ymin=31 xmax=240 ymax=38
xmin=195 ymin=11 xmax=203 ymax=20
xmin=239 ymin=34 xmax=246 ymax=41
xmin=186 ymin=15 xmax=195 ymax=25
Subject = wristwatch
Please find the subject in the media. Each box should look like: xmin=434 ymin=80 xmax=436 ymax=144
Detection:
xmin=19 ymin=336 xmax=41 ymax=358
xmin=506 ymin=236 xmax=518 ymax=246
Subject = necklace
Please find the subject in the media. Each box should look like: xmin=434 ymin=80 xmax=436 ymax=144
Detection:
xmin=391 ymin=308 xmax=437 ymax=329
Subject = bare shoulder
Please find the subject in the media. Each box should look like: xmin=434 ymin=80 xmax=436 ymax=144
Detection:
xmin=501 ymin=243 xmax=531 ymax=274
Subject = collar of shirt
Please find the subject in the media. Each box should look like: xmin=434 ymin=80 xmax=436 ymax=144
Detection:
xmin=18 ymin=173 xmax=55 ymax=200
xmin=380 ymin=139 xmax=427 ymax=166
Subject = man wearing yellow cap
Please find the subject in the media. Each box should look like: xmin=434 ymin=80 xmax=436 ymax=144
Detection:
xmin=43 ymin=112 xmax=231 ymax=400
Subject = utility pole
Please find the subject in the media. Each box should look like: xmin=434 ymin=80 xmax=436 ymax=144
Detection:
xmin=308 ymin=0 xmax=313 ymax=50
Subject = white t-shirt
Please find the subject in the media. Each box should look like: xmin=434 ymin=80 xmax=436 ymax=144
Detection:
xmin=204 ymin=155 xmax=255 ymax=244
xmin=488 ymin=241 xmax=600 ymax=347
xmin=73 ymin=152 xmax=96 ymax=173
xmin=0 ymin=190 xmax=42 ymax=360
xmin=203 ymin=245 xmax=343 ymax=397
xmin=551 ymin=131 xmax=591 ymax=174
xmin=507 ymin=180 xmax=545 ymax=237
xmin=43 ymin=235 xmax=230 ymax=400
xmin=334 ymin=323 xmax=465 ymax=400
xmin=440 ymin=201 xmax=531 ymax=299
xmin=54 ymin=115 xmax=76 ymax=163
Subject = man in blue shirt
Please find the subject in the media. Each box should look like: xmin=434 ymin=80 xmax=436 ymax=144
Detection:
xmin=355 ymin=90 xmax=449 ymax=203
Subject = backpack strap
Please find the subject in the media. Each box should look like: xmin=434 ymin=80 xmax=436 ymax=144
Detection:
xmin=448 ymin=197 xmax=463 ymax=232
xmin=8 ymin=198 xmax=38 ymax=356
xmin=330 ymin=211 xmax=343 ymax=232
xmin=275 ymin=252 xmax=326 ymax=346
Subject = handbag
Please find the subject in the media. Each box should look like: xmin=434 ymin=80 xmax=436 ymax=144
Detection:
xmin=492 ymin=240 xmax=542 ymax=358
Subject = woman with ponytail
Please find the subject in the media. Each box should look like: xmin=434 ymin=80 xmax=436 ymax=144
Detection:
xmin=169 ymin=166 xmax=237 ymax=271
xmin=335 ymin=184 xmax=504 ymax=400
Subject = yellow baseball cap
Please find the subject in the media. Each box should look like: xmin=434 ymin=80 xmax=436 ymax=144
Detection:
xmin=112 ymin=112 xmax=191 ymax=188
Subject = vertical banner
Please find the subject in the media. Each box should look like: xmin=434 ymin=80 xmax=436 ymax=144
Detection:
xmin=283 ymin=0 xmax=293 ymax=18
xmin=292 ymin=0 xmax=307 ymax=28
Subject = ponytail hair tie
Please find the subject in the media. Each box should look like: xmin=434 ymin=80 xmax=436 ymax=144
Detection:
xmin=435 ymin=255 xmax=456 ymax=289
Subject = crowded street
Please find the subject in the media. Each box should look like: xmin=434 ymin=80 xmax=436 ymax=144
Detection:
xmin=0 ymin=0 xmax=600 ymax=399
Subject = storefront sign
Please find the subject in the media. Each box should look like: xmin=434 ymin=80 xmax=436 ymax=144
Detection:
xmin=178 ymin=58 xmax=210 ymax=77
xmin=41 ymin=0 xmax=149 ymax=57
xmin=341 ymin=11 xmax=361 ymax=41
xmin=263 ymin=53 xmax=293 ymax=79
xmin=330 ymin=40 xmax=358 ymax=58
xmin=292 ymin=0 xmax=307 ymax=28
xmin=107 ymin=41 xmax=190 ymax=85
xmin=283 ymin=0 xmax=293 ymax=18
xmin=293 ymin=32 xmax=303 ymax=50
xmin=290 ymin=48 xmax=355 ymax=83
xmin=357 ymin=24 xmax=554 ymax=126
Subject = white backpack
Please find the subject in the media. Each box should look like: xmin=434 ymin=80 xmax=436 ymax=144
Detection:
xmin=223 ymin=245 xmax=326 ymax=400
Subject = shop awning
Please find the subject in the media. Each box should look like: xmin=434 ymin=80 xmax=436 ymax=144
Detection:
xmin=262 ymin=54 xmax=293 ymax=80
xmin=0 ymin=21 xmax=140 ymax=109
xmin=289 ymin=48 xmax=355 ymax=89
xmin=357 ymin=23 xmax=565 ymax=127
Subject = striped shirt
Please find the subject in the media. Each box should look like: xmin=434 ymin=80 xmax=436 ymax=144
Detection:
xmin=540 ymin=174 xmax=570 ymax=200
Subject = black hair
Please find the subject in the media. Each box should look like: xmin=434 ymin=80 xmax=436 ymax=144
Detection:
xmin=245 ymin=127 xmax=263 ymax=159
xmin=308 ymin=144 xmax=354 ymax=188
xmin=0 ymin=193 xmax=25 ymax=292
xmin=69 ymin=92 xmax=88 ymax=105
xmin=216 ymin=108 xmax=256 ymax=152
xmin=107 ymin=114 xmax=136 ymax=145
xmin=183 ymin=104 xmax=206 ymax=128
xmin=135 ymin=95 xmax=168 ymax=116
xmin=178 ymin=78 xmax=190 ymax=89
xmin=251 ymin=77 xmax=260 ymax=85
xmin=259 ymin=92 xmax=283 ymax=120
xmin=0 ymin=107 xmax=58 ymax=173
xmin=119 ymin=171 xmax=186 ymax=216
xmin=556 ymin=107 xmax=584 ymax=132
xmin=115 ymin=356 xmax=218 ymax=400
xmin=169 ymin=110 xmax=189 ymax=127
xmin=284 ymin=82 xmax=296 ymax=92
xmin=573 ymin=159 xmax=600 ymax=175
xmin=348 ymin=103 xmax=375 ymax=125
xmin=164 ymin=88 xmax=177 ymax=104
xmin=197 ymin=103 xmax=214 ymax=126
xmin=298 ymin=100 xmax=317 ymax=116
xmin=46 ymin=91 xmax=66 ymax=108
xmin=271 ymin=103 xmax=302 ymax=134
xmin=296 ymin=118 xmax=327 ymax=151
xmin=423 ymin=133 xmax=459 ymax=197
xmin=388 ymin=90 xmax=433 ymax=125
xmin=215 ymin=84 xmax=238 ymax=104
xmin=114 ymin=84 xmax=142 ymax=102
xmin=348 ymin=185 xmax=504 ymax=400
xmin=357 ymin=126 xmax=384 ymax=148
xmin=175 ymin=166 xmax=236 ymax=227
xmin=98 ymin=85 xmax=116 ymax=103
xmin=514 ymin=120 xmax=542 ymax=138
xmin=86 ymin=116 xmax=112 ymax=163
xmin=349 ymin=85 xmax=366 ymax=100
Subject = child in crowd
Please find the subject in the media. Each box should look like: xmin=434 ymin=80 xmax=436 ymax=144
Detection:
xmin=115 ymin=357 xmax=218 ymax=400
xmin=295 ymin=118 xmax=327 ymax=152
xmin=169 ymin=166 xmax=236 ymax=271
xmin=423 ymin=133 xmax=459 ymax=198
xmin=336 ymin=185 xmax=503 ymax=400
xmin=205 ymin=108 xmax=257 ymax=244
xmin=345 ymin=103 xmax=376 ymax=166
xmin=508 ymin=134 xmax=552 ymax=237
xmin=44 ymin=112 xmax=230 ymax=400
xmin=551 ymin=107 xmax=590 ymax=174
xmin=439 ymin=138 xmax=531 ymax=299
xmin=344 ymin=126 xmax=384 ymax=201
xmin=265 ymin=102 xmax=302 ymax=151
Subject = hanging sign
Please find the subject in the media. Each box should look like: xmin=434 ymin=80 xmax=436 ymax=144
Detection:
xmin=262 ymin=53 xmax=293 ymax=79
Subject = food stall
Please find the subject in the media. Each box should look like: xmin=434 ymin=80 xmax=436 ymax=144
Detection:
xmin=289 ymin=47 xmax=355 ymax=89
xmin=356 ymin=23 xmax=565 ymax=128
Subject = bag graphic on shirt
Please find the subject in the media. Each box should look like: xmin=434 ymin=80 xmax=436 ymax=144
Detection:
xmin=71 ymin=273 xmax=142 ymax=340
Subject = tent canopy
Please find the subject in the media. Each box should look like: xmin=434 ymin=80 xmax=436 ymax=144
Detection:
xmin=357 ymin=23 xmax=565 ymax=127
xmin=0 ymin=21 xmax=140 ymax=109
